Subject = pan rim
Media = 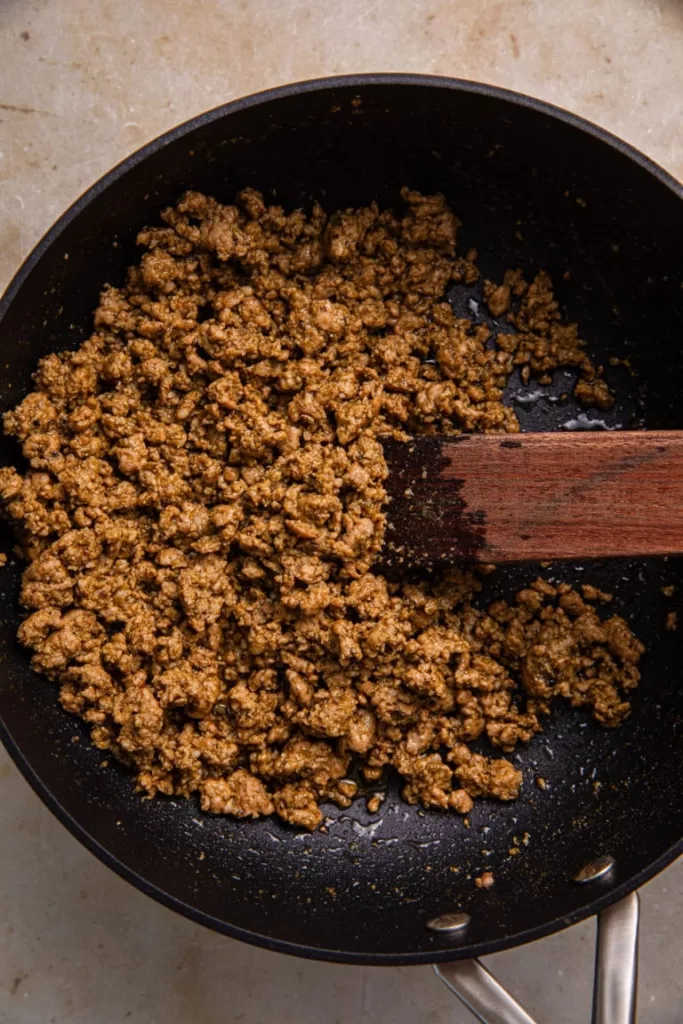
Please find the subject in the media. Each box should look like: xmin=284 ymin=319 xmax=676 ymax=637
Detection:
xmin=2 ymin=71 xmax=682 ymax=316
xmin=0 ymin=72 xmax=681 ymax=965
xmin=1 ymin=717 xmax=681 ymax=965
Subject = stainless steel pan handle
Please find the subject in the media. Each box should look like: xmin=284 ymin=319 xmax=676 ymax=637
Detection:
xmin=593 ymin=892 xmax=639 ymax=1024
xmin=434 ymin=891 xmax=640 ymax=1024
xmin=435 ymin=958 xmax=537 ymax=1024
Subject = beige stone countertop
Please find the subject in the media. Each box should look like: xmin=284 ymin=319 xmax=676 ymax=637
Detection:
xmin=1 ymin=1 xmax=682 ymax=1021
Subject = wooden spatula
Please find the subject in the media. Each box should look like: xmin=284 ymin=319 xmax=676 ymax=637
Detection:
xmin=381 ymin=431 xmax=683 ymax=566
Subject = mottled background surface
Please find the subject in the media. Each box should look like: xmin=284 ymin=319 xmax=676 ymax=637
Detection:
xmin=1 ymin=0 xmax=682 ymax=1021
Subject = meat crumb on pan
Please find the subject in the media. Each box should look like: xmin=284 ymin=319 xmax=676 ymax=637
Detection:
xmin=366 ymin=793 xmax=384 ymax=814
xmin=475 ymin=871 xmax=495 ymax=889
xmin=0 ymin=188 xmax=644 ymax=829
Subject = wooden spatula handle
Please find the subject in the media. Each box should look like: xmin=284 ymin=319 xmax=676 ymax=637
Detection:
xmin=382 ymin=431 xmax=683 ymax=565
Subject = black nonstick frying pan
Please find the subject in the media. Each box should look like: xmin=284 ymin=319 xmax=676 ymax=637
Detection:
xmin=0 ymin=75 xmax=681 ymax=1021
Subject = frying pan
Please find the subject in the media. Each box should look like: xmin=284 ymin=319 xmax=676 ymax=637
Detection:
xmin=0 ymin=75 xmax=682 ymax=1021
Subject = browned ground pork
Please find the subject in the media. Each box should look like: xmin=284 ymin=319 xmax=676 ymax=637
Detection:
xmin=0 ymin=188 xmax=643 ymax=829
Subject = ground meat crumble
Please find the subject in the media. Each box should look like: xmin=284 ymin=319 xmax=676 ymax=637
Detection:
xmin=0 ymin=188 xmax=643 ymax=829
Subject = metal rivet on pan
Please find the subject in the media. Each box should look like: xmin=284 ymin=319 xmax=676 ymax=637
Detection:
xmin=426 ymin=911 xmax=471 ymax=934
xmin=574 ymin=854 xmax=615 ymax=884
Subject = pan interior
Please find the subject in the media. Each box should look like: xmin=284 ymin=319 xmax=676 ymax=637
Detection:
xmin=0 ymin=78 xmax=681 ymax=963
